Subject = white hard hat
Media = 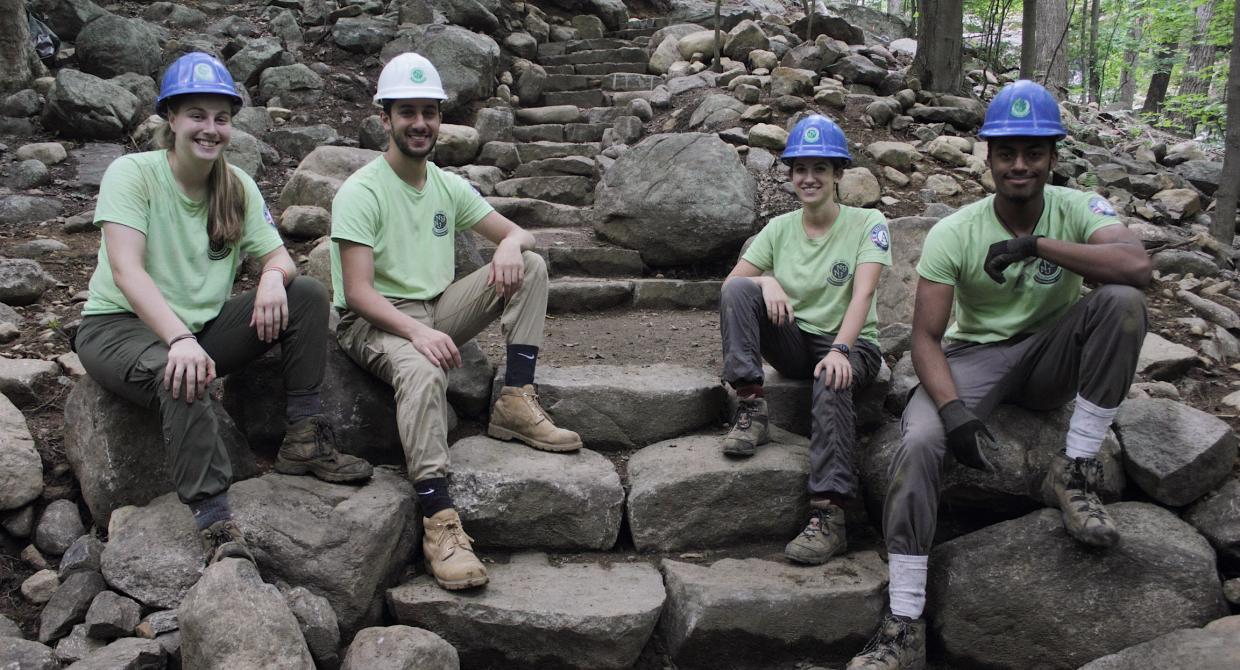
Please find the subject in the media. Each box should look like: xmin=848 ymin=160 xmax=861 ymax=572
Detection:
xmin=374 ymin=52 xmax=447 ymax=103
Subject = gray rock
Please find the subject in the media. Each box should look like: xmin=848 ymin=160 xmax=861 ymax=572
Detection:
xmin=450 ymin=436 xmax=623 ymax=550
xmin=267 ymin=124 xmax=339 ymax=161
xmin=867 ymin=141 xmax=920 ymax=170
xmin=135 ymin=609 xmax=178 ymax=639
xmin=2 ymin=505 xmax=35 ymax=537
xmin=109 ymin=73 xmax=158 ymax=115
xmin=29 ymin=0 xmax=109 ymax=41
xmin=494 ymin=176 xmax=594 ymax=206
xmin=1179 ymin=290 xmax=1240 ymax=330
xmin=21 ymin=569 xmax=59 ymax=604
xmin=381 ymin=25 xmax=500 ymax=114
xmin=474 ymin=107 xmax=513 ymax=145
xmin=1138 ymin=332 xmax=1198 ymax=380
xmin=547 ymin=279 xmax=632 ymax=311
xmin=40 ymin=571 xmax=107 ymax=643
xmin=827 ymin=54 xmax=887 ymax=86
xmin=12 ymin=238 xmax=68 ymax=258
xmin=587 ymin=0 xmax=628 ymax=31
xmin=76 ymin=15 xmax=161 ymax=78
xmin=142 ymin=2 xmax=208 ymax=28
xmin=0 ymin=393 xmax=42 ymax=511
xmin=739 ymin=362 xmax=891 ymax=435
xmin=430 ymin=0 xmax=500 ymax=32
xmin=514 ymin=62 xmax=547 ymax=106
xmin=514 ymin=105 xmax=580 ymax=125
xmin=504 ymin=31 xmax=537 ymax=59
xmin=279 ymin=205 xmax=330 ymax=240
xmin=64 ymin=376 xmax=258 ymax=526
xmin=660 ymin=554 xmax=887 ymax=666
xmin=43 ymin=70 xmax=141 ymax=140
xmin=227 ymin=37 xmax=286 ymax=86
xmin=340 ymin=625 xmax=459 ymax=670
xmin=59 ymin=535 xmax=104 ymax=578
xmin=1079 ymin=625 xmax=1240 ymax=670
xmin=66 ymin=637 xmax=165 ymax=669
xmin=790 ymin=12 xmax=866 ymax=44
xmin=233 ymin=107 xmax=273 ymax=138
xmin=907 ymin=105 xmax=981 ymax=130
xmin=387 ymin=553 xmax=664 ymax=669
xmin=0 ymin=356 xmax=59 ymax=407
xmin=1152 ymin=249 xmax=1220 ymax=278
xmin=179 ymin=559 xmax=314 ymax=669
xmin=333 ymin=16 xmax=396 ymax=53
xmin=0 ymin=637 xmax=59 ymax=670
xmin=0 ymin=195 xmax=63 ymax=226
xmin=223 ymin=128 xmax=263 ymax=178
xmin=71 ymin=143 xmax=125 ymax=190
xmin=1151 ymin=188 xmax=1201 ymax=220
xmin=434 ymin=124 xmax=480 ymax=166
xmin=359 ymin=115 xmax=387 ymax=150
xmin=596 ymin=133 xmax=755 ymax=267
xmin=55 ymin=623 xmax=106 ymax=664
xmin=103 ymin=472 xmax=417 ymax=635
xmin=445 ymin=339 xmax=494 ymax=419
xmin=876 ymin=216 xmax=937 ymax=326
xmin=1115 ymin=398 xmax=1237 ymax=507
xmin=0 ymin=614 xmax=21 ymax=638
xmin=260 ymin=64 xmax=325 ymax=107
xmin=15 ymin=142 xmax=67 ymax=165
xmin=270 ymin=9 xmax=303 ymax=46
xmin=284 ymin=586 xmax=340 ymax=670
xmin=1184 ymin=477 xmax=1240 ymax=572
xmin=35 ymin=500 xmax=85 ymax=556
xmin=84 ymin=591 xmax=142 ymax=640
xmin=839 ymin=167 xmax=881 ymax=207
xmin=9 ymin=159 xmax=50 ymax=189
xmin=689 ymin=94 xmax=747 ymax=130
xmin=928 ymin=504 xmax=1228 ymax=669
xmin=280 ymin=146 xmax=381 ymax=210
xmin=1173 ymin=159 xmax=1222 ymax=196
xmin=627 ymin=430 xmax=810 ymax=551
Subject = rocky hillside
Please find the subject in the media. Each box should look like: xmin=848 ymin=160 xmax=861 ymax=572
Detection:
xmin=1 ymin=1 xmax=1238 ymax=669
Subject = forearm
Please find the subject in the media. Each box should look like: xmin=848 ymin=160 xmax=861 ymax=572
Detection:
xmin=114 ymin=271 xmax=195 ymax=343
xmin=500 ymin=228 xmax=535 ymax=252
xmin=260 ymin=254 xmax=298 ymax=284
xmin=911 ymin=330 xmax=958 ymax=409
xmin=1035 ymin=238 xmax=1151 ymax=288
xmin=343 ymin=284 xmax=425 ymax=341
xmin=833 ymin=291 xmax=872 ymax=349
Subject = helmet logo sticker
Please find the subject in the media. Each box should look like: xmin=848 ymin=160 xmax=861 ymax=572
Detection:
xmin=804 ymin=127 xmax=821 ymax=143
xmin=411 ymin=68 xmax=426 ymax=84
xmin=827 ymin=261 xmax=851 ymax=286
xmin=432 ymin=211 xmax=449 ymax=237
xmin=1010 ymin=98 xmax=1031 ymax=118
xmin=193 ymin=63 xmax=213 ymax=81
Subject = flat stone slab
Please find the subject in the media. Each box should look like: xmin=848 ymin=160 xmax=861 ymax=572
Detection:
xmin=0 ymin=356 xmax=60 ymax=408
xmin=660 ymin=553 xmax=887 ymax=667
xmin=627 ymin=430 xmax=810 ymax=551
xmin=548 ymin=278 xmax=634 ymax=312
xmin=449 ymin=436 xmax=623 ymax=550
xmin=514 ymin=141 xmax=601 ymax=163
xmin=727 ymin=362 xmax=892 ymax=435
xmin=486 ymin=197 xmax=594 ymax=229
xmin=1079 ymin=625 xmax=1240 ymax=670
xmin=101 ymin=471 xmax=417 ymax=636
xmin=71 ymin=143 xmax=125 ymax=189
xmin=540 ymin=47 xmax=648 ymax=65
xmin=1115 ymin=397 xmax=1237 ymax=506
xmin=543 ymin=89 xmax=606 ymax=108
xmin=489 ymin=365 xmax=725 ymax=450
xmin=514 ymin=105 xmax=582 ymax=125
xmin=631 ymin=279 xmax=721 ymax=310
xmin=386 ymin=553 xmax=665 ymax=670
xmin=1138 ymin=332 xmax=1198 ymax=380
xmin=0 ymin=393 xmax=42 ymax=511
xmin=493 ymin=176 xmax=595 ymax=206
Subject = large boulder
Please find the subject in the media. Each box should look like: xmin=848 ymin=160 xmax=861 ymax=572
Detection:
xmin=0 ymin=637 xmax=59 ymax=669
xmin=75 ymin=15 xmax=162 ymax=78
xmin=928 ymin=503 xmax=1228 ymax=669
xmin=429 ymin=0 xmax=500 ymax=32
xmin=29 ymin=0 xmax=109 ymax=40
xmin=0 ymin=393 xmax=42 ymax=511
xmin=0 ymin=196 xmax=62 ymax=226
xmin=179 ymin=559 xmax=314 ymax=669
xmin=1173 ymin=159 xmax=1222 ymax=196
xmin=332 ymin=16 xmax=397 ymax=54
xmin=1079 ymin=624 xmax=1240 ymax=670
xmin=380 ymin=25 xmax=500 ymax=115
xmin=595 ymin=133 xmax=757 ymax=267
xmin=341 ymin=625 xmax=459 ymax=670
xmin=587 ymin=0 xmax=628 ymax=31
xmin=830 ymin=2 xmax=912 ymax=42
xmin=259 ymin=64 xmax=325 ymax=107
xmin=1184 ymin=477 xmax=1240 ymax=571
xmin=723 ymin=20 xmax=769 ymax=61
xmin=875 ymin=216 xmax=937 ymax=326
xmin=63 ymin=637 xmax=165 ymax=669
xmin=791 ymin=12 xmax=866 ymax=45
xmin=0 ymin=259 xmax=51 ymax=307
xmin=42 ymin=69 xmax=141 ymax=140
xmin=687 ymin=94 xmax=747 ymax=129
xmin=226 ymin=36 xmax=286 ymax=87
xmin=1115 ymin=398 xmax=1237 ymax=507
xmin=102 ymin=471 xmax=417 ymax=635
xmin=280 ymin=146 xmax=381 ymax=210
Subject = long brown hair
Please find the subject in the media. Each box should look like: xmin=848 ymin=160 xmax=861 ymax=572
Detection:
xmin=156 ymin=102 xmax=246 ymax=245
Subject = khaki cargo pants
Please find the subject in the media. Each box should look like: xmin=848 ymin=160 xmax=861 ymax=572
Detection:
xmin=336 ymin=251 xmax=548 ymax=482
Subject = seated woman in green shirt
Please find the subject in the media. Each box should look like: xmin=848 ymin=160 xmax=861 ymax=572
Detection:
xmin=74 ymin=52 xmax=371 ymax=567
xmin=718 ymin=114 xmax=892 ymax=565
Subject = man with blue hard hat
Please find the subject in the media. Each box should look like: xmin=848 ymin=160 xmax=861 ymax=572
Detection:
xmin=847 ymin=80 xmax=1151 ymax=670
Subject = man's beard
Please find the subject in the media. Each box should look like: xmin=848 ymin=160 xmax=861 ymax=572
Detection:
xmin=391 ymin=129 xmax=435 ymax=159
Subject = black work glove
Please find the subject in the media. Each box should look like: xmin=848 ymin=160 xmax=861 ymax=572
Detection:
xmin=938 ymin=399 xmax=998 ymax=472
xmin=984 ymin=235 xmax=1042 ymax=284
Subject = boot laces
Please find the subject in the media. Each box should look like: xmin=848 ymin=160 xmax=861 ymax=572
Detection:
xmin=520 ymin=389 xmax=548 ymax=423
xmin=858 ymin=614 xmax=916 ymax=662
xmin=732 ymin=399 xmax=758 ymax=430
xmin=313 ymin=419 xmax=338 ymax=456
xmin=1065 ymin=457 xmax=1109 ymax=523
xmin=433 ymin=518 xmax=474 ymax=552
xmin=799 ymin=508 xmax=831 ymax=539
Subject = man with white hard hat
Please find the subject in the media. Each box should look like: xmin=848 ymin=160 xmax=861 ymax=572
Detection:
xmin=330 ymin=53 xmax=582 ymax=591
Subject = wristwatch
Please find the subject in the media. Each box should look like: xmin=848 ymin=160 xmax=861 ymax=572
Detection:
xmin=829 ymin=343 xmax=850 ymax=356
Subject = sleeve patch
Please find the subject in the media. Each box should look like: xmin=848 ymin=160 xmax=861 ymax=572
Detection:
xmin=1088 ymin=196 xmax=1116 ymax=217
xmin=869 ymin=222 xmax=890 ymax=251
xmin=263 ymin=205 xmax=276 ymax=228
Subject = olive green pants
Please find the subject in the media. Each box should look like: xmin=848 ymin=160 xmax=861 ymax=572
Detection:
xmin=75 ymin=277 xmax=330 ymax=504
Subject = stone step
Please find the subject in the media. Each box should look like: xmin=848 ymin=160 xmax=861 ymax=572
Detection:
xmin=515 ymin=141 xmax=601 ymax=163
xmin=607 ymin=27 xmax=661 ymax=39
xmin=387 ymin=553 xmax=665 ymax=670
xmin=601 ymin=72 xmax=661 ymax=92
xmin=543 ymin=89 xmax=606 ymax=107
xmin=542 ymin=73 xmax=599 ymax=92
xmin=575 ymin=61 xmax=650 ymax=76
xmin=660 ymin=553 xmax=888 ymax=668
xmin=546 ymin=278 xmax=723 ymax=313
xmin=494 ymin=176 xmax=595 ymax=206
xmin=727 ymin=363 xmax=894 ymax=433
xmin=542 ymin=64 xmax=576 ymax=75
xmin=512 ymin=155 xmax=597 ymax=179
xmin=450 ymin=436 xmax=624 ymax=550
xmin=583 ymin=106 xmax=626 ymax=123
xmin=514 ymin=105 xmax=582 ymax=125
xmin=540 ymin=47 xmax=648 ymax=66
xmin=475 ymin=228 xmax=645 ymax=278
xmin=537 ymin=38 xmax=634 ymax=59
xmin=511 ymin=123 xmax=607 ymax=143
xmin=626 ymin=429 xmax=811 ymax=551
xmin=488 ymin=364 xmax=726 ymax=450
xmin=486 ymin=197 xmax=593 ymax=229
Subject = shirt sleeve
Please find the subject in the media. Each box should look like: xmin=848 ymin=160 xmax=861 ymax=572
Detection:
xmin=236 ymin=169 xmax=284 ymax=258
xmin=449 ymin=173 xmax=494 ymax=231
xmin=857 ymin=210 xmax=893 ymax=267
xmin=916 ymin=221 xmax=959 ymax=286
xmin=93 ymin=156 xmax=150 ymax=235
xmin=741 ymin=218 xmax=777 ymax=271
xmin=330 ymin=177 xmax=380 ymax=247
xmin=1079 ymin=192 xmax=1122 ymax=240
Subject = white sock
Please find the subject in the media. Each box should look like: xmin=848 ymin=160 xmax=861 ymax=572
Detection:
xmin=1065 ymin=395 xmax=1118 ymax=460
xmin=888 ymin=553 xmax=929 ymax=619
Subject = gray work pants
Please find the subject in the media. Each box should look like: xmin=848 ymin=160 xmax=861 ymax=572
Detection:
xmin=884 ymin=284 xmax=1147 ymax=555
xmin=720 ymin=277 xmax=882 ymax=498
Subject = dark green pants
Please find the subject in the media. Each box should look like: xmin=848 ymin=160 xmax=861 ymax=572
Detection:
xmin=75 ymin=277 xmax=329 ymax=504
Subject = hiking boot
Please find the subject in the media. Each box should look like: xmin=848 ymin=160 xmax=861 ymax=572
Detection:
xmin=275 ymin=416 xmax=374 ymax=484
xmin=199 ymin=519 xmax=255 ymax=566
xmin=846 ymin=614 xmax=926 ymax=670
xmin=487 ymin=385 xmax=582 ymax=452
xmin=422 ymin=508 xmax=488 ymax=591
xmin=785 ymin=501 xmax=847 ymax=565
xmin=721 ymin=397 xmax=769 ymax=457
xmin=1041 ymin=451 xmax=1119 ymax=548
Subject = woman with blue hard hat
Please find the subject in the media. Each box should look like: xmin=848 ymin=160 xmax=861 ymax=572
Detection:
xmin=74 ymin=52 xmax=372 ymax=567
xmin=718 ymin=113 xmax=892 ymax=566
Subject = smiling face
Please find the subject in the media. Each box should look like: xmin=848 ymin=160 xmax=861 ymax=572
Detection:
xmin=166 ymin=94 xmax=234 ymax=163
xmin=986 ymin=137 xmax=1057 ymax=205
xmin=790 ymin=157 xmax=842 ymax=207
xmin=382 ymin=98 xmax=440 ymax=161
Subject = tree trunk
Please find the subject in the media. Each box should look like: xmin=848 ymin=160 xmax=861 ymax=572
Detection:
xmin=1177 ymin=0 xmax=1219 ymax=134
xmin=1087 ymin=0 xmax=1101 ymax=104
xmin=1021 ymin=0 xmax=1038 ymax=80
xmin=1118 ymin=15 xmax=1144 ymax=108
xmin=1141 ymin=41 xmax=1178 ymax=114
xmin=911 ymin=0 xmax=963 ymax=93
xmin=1034 ymin=0 xmax=1071 ymax=98
xmin=0 ymin=0 xmax=35 ymax=94
xmin=712 ymin=0 xmax=722 ymax=72
xmin=1212 ymin=1 xmax=1240 ymax=245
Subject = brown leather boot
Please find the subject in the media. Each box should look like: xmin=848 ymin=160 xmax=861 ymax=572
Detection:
xmin=275 ymin=416 xmax=374 ymax=484
xmin=199 ymin=519 xmax=255 ymax=566
xmin=422 ymin=509 xmax=488 ymax=591
xmin=487 ymin=385 xmax=582 ymax=452
xmin=1041 ymin=451 xmax=1119 ymax=548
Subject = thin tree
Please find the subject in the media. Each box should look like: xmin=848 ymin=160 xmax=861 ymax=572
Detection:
xmin=911 ymin=0 xmax=964 ymax=93
xmin=1087 ymin=0 xmax=1101 ymax=104
xmin=1118 ymin=10 xmax=1145 ymax=108
xmin=1141 ymin=40 xmax=1179 ymax=114
xmin=1177 ymin=0 xmax=1219 ymax=134
xmin=1021 ymin=0 xmax=1038 ymax=80
xmin=712 ymin=0 xmax=723 ymax=73
xmin=1035 ymin=0 xmax=1074 ymax=98
xmin=0 ymin=0 xmax=37 ymax=93
xmin=1212 ymin=0 xmax=1240 ymax=245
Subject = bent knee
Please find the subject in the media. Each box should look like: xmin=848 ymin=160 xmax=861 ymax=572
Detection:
xmin=521 ymin=250 xmax=547 ymax=277
xmin=287 ymin=276 xmax=329 ymax=306
xmin=721 ymin=276 xmax=760 ymax=303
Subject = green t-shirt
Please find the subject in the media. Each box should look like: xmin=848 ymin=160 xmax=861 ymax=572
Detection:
xmin=917 ymin=185 xmax=1121 ymax=343
xmin=83 ymin=150 xmax=284 ymax=332
xmin=742 ymin=205 xmax=893 ymax=344
xmin=329 ymin=158 xmax=494 ymax=309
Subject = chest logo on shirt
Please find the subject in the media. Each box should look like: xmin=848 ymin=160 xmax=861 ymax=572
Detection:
xmin=1034 ymin=259 xmax=1062 ymax=285
xmin=208 ymin=239 xmax=232 ymax=261
xmin=869 ymin=223 xmax=890 ymax=251
xmin=827 ymin=260 xmax=851 ymax=286
xmin=432 ymin=210 xmax=449 ymax=237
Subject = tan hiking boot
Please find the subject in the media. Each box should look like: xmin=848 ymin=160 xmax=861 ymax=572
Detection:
xmin=847 ymin=614 xmax=926 ymax=670
xmin=721 ymin=397 xmax=769 ymax=457
xmin=785 ymin=501 xmax=847 ymax=565
xmin=422 ymin=509 xmax=488 ymax=590
xmin=200 ymin=519 xmax=255 ymax=566
xmin=487 ymin=385 xmax=582 ymax=452
xmin=1041 ymin=451 xmax=1119 ymax=548
xmin=275 ymin=416 xmax=374 ymax=484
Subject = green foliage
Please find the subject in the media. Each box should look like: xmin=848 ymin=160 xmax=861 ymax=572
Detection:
xmin=1150 ymin=92 xmax=1228 ymax=135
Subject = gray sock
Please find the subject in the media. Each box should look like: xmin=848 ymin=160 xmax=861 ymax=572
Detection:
xmin=188 ymin=492 xmax=231 ymax=530
xmin=286 ymin=389 xmax=322 ymax=424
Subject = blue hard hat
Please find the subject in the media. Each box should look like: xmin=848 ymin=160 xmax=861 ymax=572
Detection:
xmin=155 ymin=52 xmax=243 ymax=116
xmin=978 ymin=80 xmax=1066 ymax=140
xmin=781 ymin=114 xmax=851 ymax=165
